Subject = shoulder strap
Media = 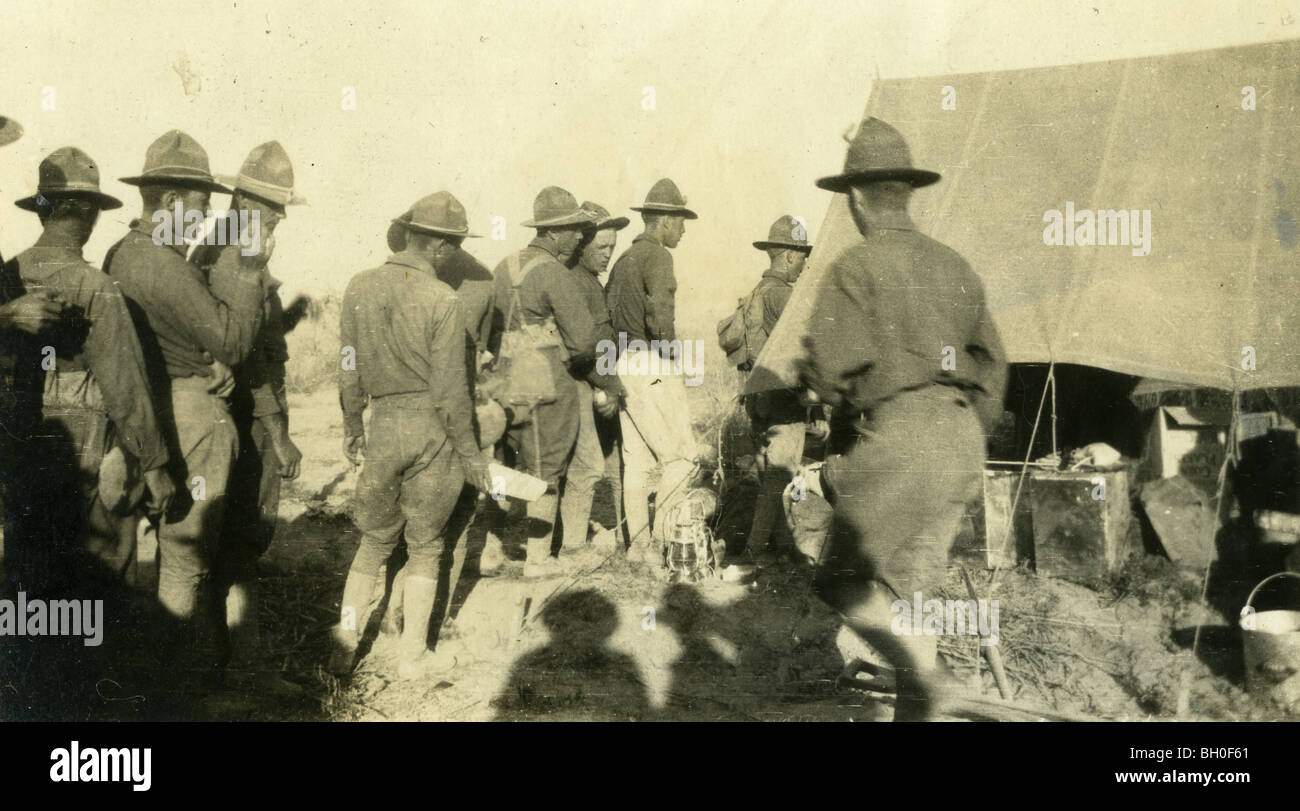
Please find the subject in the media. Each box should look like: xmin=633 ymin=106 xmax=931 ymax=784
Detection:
xmin=504 ymin=252 xmax=553 ymax=331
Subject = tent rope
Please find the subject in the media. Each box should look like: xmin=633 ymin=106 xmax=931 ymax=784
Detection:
xmin=987 ymin=361 xmax=1055 ymax=594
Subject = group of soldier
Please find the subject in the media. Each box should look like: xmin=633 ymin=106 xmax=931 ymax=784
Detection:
xmin=0 ymin=120 xmax=306 ymax=696
xmin=0 ymin=108 xmax=1008 ymax=720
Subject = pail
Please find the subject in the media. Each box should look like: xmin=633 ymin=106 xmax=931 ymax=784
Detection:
xmin=1240 ymin=571 xmax=1300 ymax=710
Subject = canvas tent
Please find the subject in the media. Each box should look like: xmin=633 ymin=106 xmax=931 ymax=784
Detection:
xmin=746 ymin=39 xmax=1300 ymax=398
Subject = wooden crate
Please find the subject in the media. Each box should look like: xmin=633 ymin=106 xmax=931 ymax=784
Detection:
xmin=1030 ymin=469 xmax=1133 ymax=579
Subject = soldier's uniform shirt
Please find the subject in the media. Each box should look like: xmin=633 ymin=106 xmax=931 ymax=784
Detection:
xmin=437 ymin=247 xmax=498 ymax=364
xmin=105 ymin=219 xmax=268 ymax=384
xmin=605 ymin=233 xmax=677 ymax=346
xmin=9 ymin=244 xmax=169 ymax=471
xmin=492 ymin=239 xmax=615 ymax=392
xmin=798 ymin=214 xmax=1007 ymax=598
xmin=798 ymin=216 xmax=1006 ymax=431
xmin=568 ymin=261 xmax=624 ymax=394
xmin=746 ymin=270 xmax=795 ymax=362
xmin=338 ymin=250 xmax=478 ymax=462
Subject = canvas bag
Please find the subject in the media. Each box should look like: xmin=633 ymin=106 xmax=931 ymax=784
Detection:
xmin=716 ymin=283 xmax=765 ymax=369
xmin=484 ymin=252 xmax=561 ymax=409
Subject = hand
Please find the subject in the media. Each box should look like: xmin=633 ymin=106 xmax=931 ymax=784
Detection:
xmin=0 ymin=291 xmax=64 ymax=335
xmin=239 ymin=223 xmax=276 ymax=268
xmin=593 ymin=389 xmax=619 ymax=418
xmin=142 ymin=466 xmax=177 ymax=516
xmin=206 ymin=360 xmax=235 ymax=397
xmin=281 ymin=293 xmax=317 ymax=333
xmin=343 ymin=433 xmax=365 ymax=466
xmin=797 ymin=387 xmax=821 ymax=408
xmin=808 ymin=419 xmax=831 ymax=442
xmin=267 ymin=427 xmax=302 ymax=479
xmin=462 ymin=452 xmax=493 ymax=493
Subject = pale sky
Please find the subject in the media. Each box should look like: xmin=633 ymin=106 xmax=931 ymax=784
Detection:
xmin=2 ymin=0 xmax=1297 ymax=332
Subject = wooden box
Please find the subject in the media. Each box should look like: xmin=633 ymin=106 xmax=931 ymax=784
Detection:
xmin=1030 ymin=469 xmax=1132 ymax=579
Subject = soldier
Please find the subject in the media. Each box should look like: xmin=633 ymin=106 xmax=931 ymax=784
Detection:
xmin=191 ymin=141 xmax=305 ymax=694
xmin=332 ymin=192 xmax=491 ymax=680
xmin=797 ymin=118 xmax=1007 ymax=721
xmin=562 ymin=202 xmax=628 ymax=552
xmin=105 ymin=130 xmax=269 ymax=678
xmin=742 ymin=216 xmax=813 ymax=562
xmin=3 ymin=147 xmax=176 ymax=594
xmin=491 ymin=187 xmax=611 ymax=577
xmin=604 ymin=178 xmax=699 ymax=565
xmin=376 ymin=212 xmax=503 ymax=623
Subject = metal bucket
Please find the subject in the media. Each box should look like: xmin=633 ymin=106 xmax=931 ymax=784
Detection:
xmin=1240 ymin=571 xmax=1300 ymax=710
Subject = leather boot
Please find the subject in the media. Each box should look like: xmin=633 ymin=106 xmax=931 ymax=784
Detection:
xmin=522 ymin=494 xmax=566 ymax=577
xmin=328 ymin=570 xmax=377 ymax=675
xmin=397 ymin=575 xmax=457 ymax=680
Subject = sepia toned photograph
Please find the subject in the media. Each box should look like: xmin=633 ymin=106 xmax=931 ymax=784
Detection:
xmin=1 ymin=0 xmax=1298 ymax=757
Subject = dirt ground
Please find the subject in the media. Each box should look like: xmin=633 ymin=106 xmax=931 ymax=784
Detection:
xmin=2 ymin=386 xmax=1295 ymax=722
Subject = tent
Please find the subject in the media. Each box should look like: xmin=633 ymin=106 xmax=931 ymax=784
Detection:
xmin=746 ymin=39 xmax=1300 ymax=398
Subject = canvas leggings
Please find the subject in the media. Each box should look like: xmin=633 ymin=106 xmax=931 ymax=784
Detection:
xmin=349 ymin=394 xmax=465 ymax=581
xmin=617 ymin=346 xmax=697 ymax=544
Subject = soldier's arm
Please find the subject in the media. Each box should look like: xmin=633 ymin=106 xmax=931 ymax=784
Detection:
xmin=798 ymin=257 xmax=875 ymax=410
xmin=765 ymin=284 xmax=792 ymax=334
xmin=545 ymin=268 xmax=600 ymax=370
xmin=82 ymin=278 xmax=170 ymax=472
xmin=338 ymin=282 xmax=367 ymax=440
xmin=967 ymin=292 xmax=1008 ymax=434
xmin=429 ymin=297 xmax=480 ymax=462
xmin=149 ymin=248 xmax=267 ymax=367
xmin=584 ymin=300 xmax=624 ymax=397
xmin=251 ymin=288 xmax=291 ymax=419
xmin=487 ymin=262 xmax=511 ymax=358
xmin=642 ymin=250 xmax=677 ymax=343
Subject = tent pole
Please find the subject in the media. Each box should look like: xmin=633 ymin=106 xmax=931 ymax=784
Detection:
xmin=1049 ymin=363 xmax=1058 ymax=458
xmin=1184 ymin=387 xmax=1241 ymax=717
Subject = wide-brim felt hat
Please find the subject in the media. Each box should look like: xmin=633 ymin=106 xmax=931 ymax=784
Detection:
xmin=630 ymin=177 xmax=697 ymax=219
xmin=0 ymin=116 xmax=22 ymax=148
xmin=522 ymin=186 xmax=594 ymax=228
xmin=815 ymin=117 xmax=940 ymax=193
xmin=216 ymin=140 xmax=307 ymax=209
xmin=15 ymin=146 xmax=122 ymax=212
xmin=580 ymin=201 xmax=629 ymax=231
xmin=120 ymin=129 xmax=233 ymax=193
xmin=753 ymin=214 xmax=812 ymax=251
xmin=387 ymin=191 xmax=481 ymax=251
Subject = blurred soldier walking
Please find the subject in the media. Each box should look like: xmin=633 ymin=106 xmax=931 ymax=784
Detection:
xmin=191 ymin=141 xmax=306 ymax=694
xmin=741 ymin=215 xmax=812 ymax=562
xmin=798 ymin=119 xmax=1007 ymax=721
xmin=106 ymin=130 xmax=269 ymax=680
xmin=4 ymin=147 xmax=175 ymax=594
xmin=333 ymin=192 xmax=490 ymax=680
xmin=490 ymin=187 xmax=604 ymax=577
xmin=604 ymin=179 xmax=699 ymax=565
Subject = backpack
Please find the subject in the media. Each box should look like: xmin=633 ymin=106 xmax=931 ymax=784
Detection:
xmin=716 ymin=284 xmax=765 ymax=369
xmin=481 ymin=253 xmax=561 ymax=410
